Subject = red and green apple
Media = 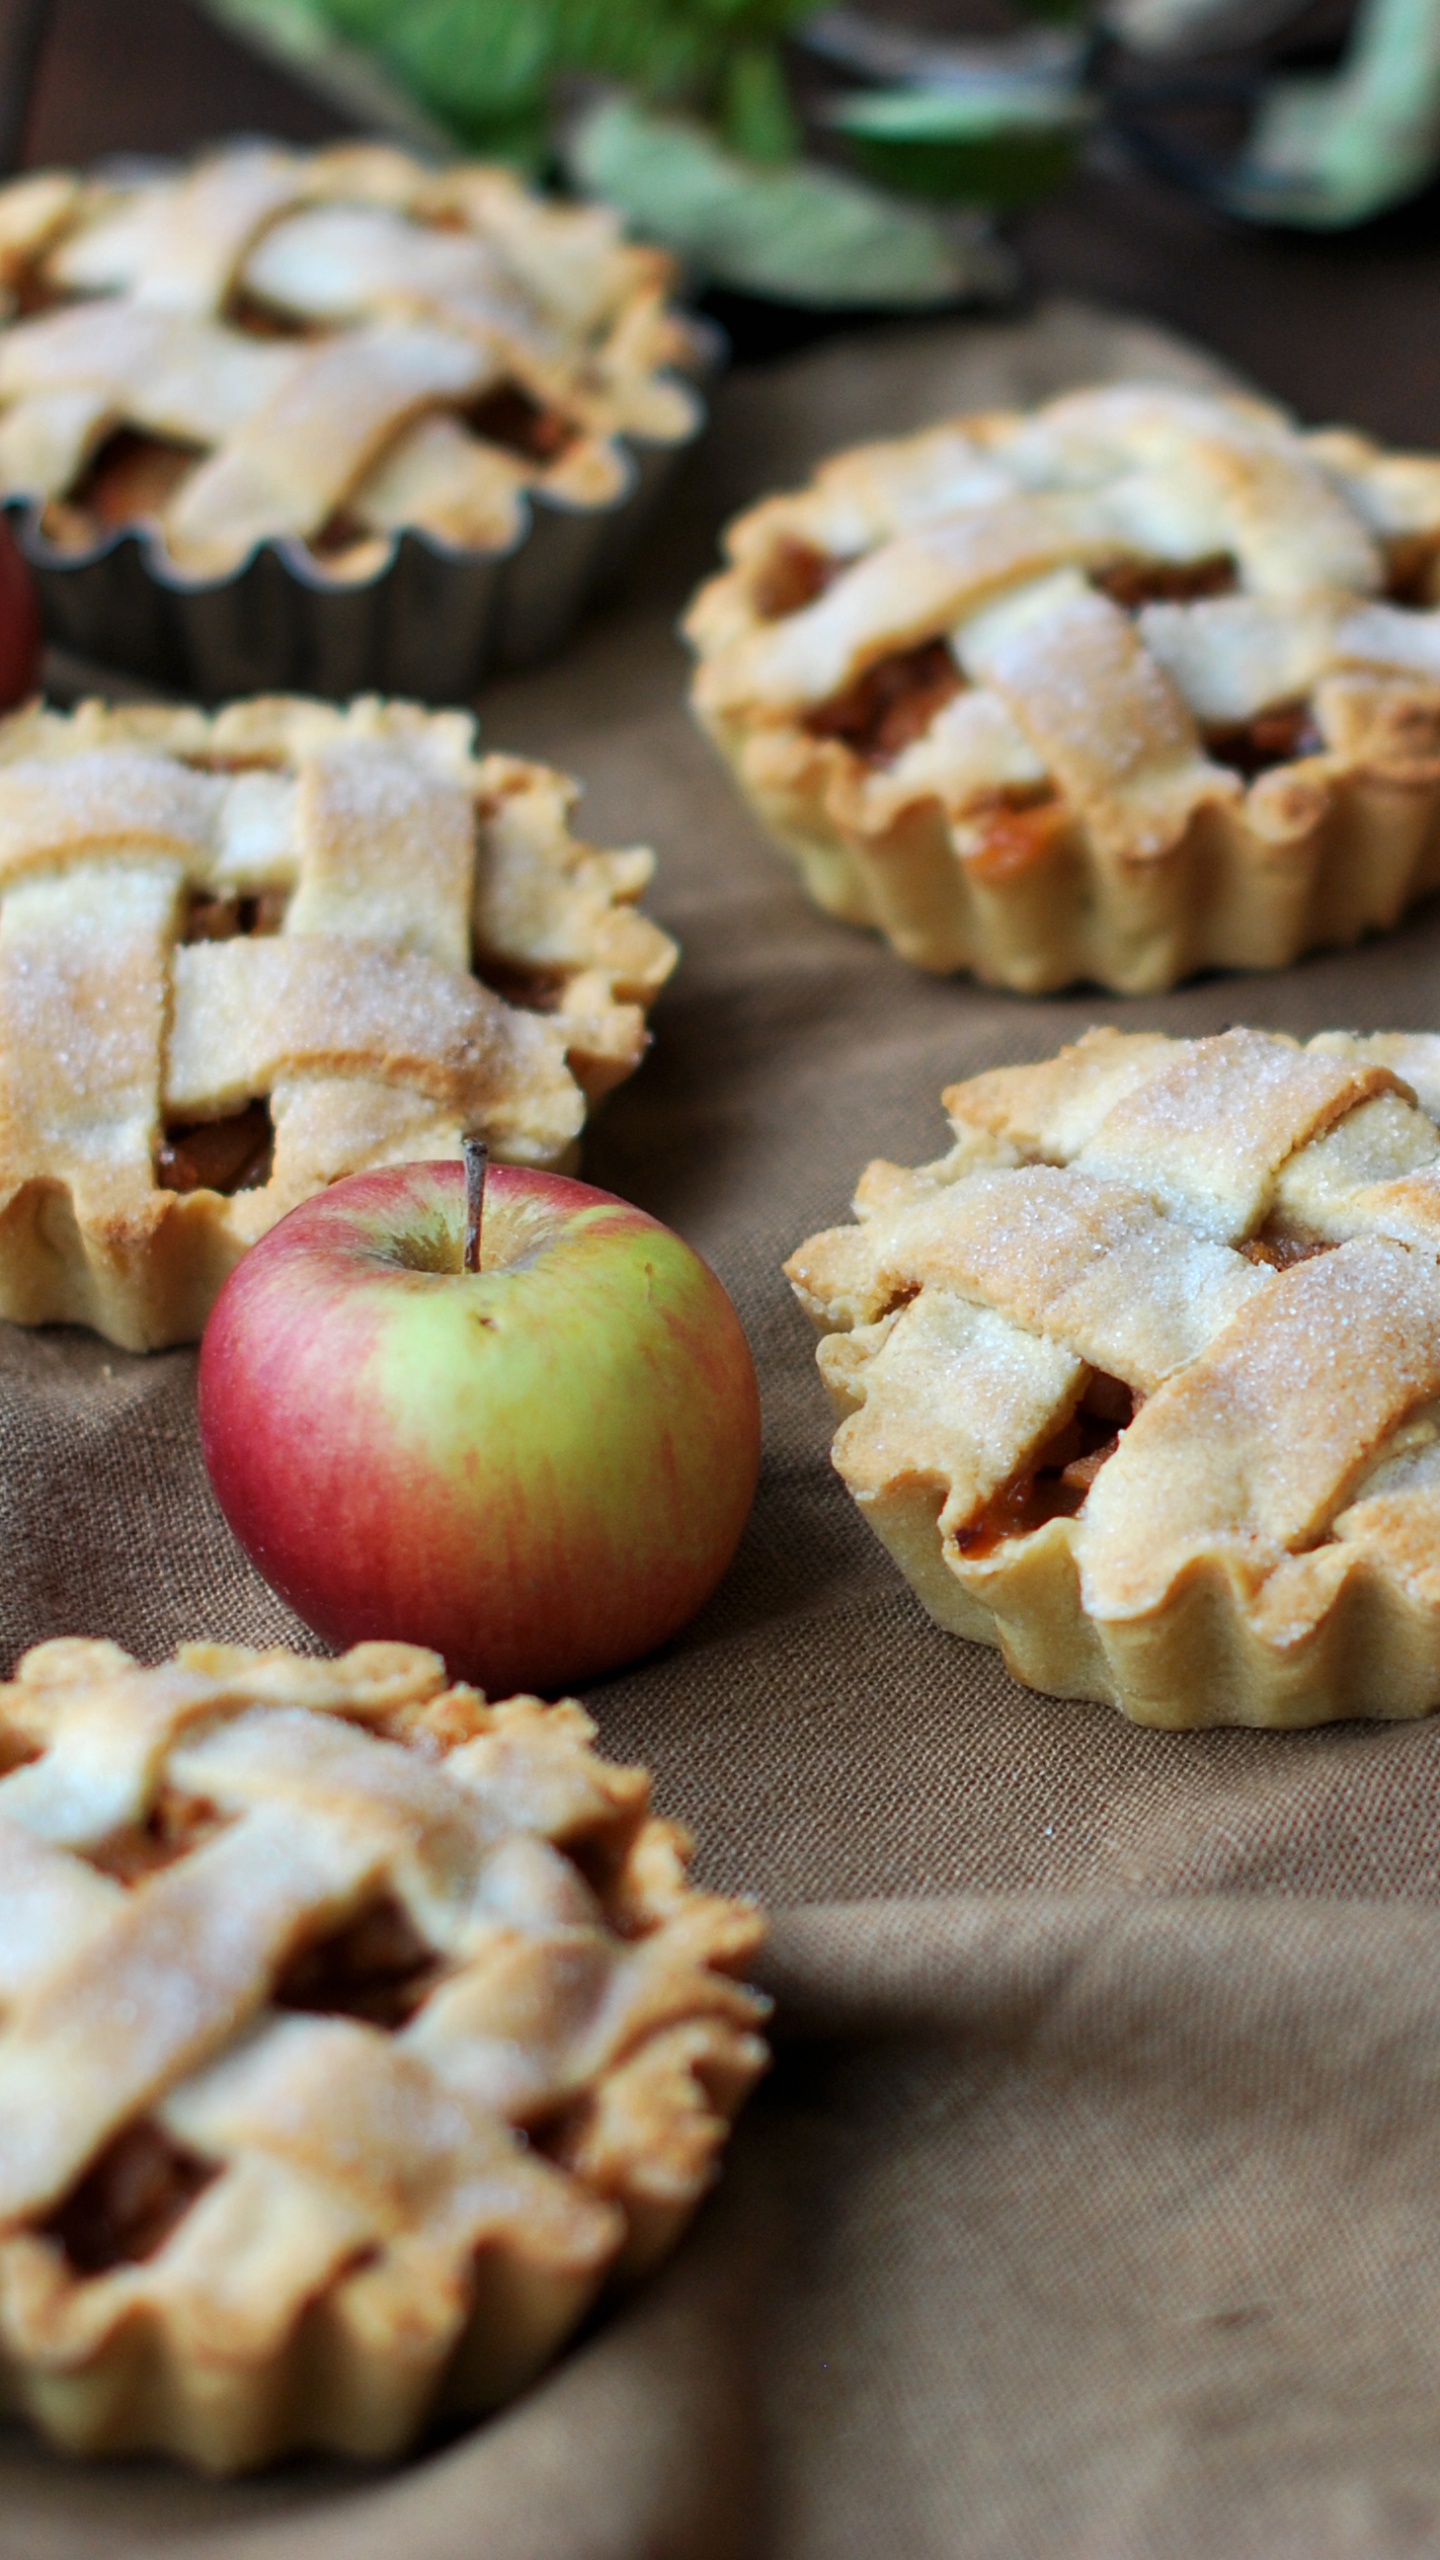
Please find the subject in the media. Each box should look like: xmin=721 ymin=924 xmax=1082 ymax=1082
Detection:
xmin=198 ymin=1153 xmax=761 ymax=1697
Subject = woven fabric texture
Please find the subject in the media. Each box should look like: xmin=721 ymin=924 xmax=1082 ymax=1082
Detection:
xmin=6 ymin=303 xmax=1440 ymax=2559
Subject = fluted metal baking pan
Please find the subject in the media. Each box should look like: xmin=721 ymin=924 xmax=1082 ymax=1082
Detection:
xmin=2 ymin=369 xmax=715 ymax=705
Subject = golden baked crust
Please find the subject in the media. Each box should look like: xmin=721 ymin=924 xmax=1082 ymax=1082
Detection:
xmin=0 ymin=1636 xmax=767 ymax=2471
xmin=0 ymin=693 xmax=677 ymax=1350
xmin=687 ymin=385 xmax=1440 ymax=993
xmin=0 ymin=142 xmax=702 ymax=577
xmin=787 ymin=1026 xmax=1440 ymax=1727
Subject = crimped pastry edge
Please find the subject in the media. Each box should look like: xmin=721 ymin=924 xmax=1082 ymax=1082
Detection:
xmin=0 ymin=1640 xmax=768 ymax=2471
xmin=788 ymin=1025 xmax=1440 ymax=1726
xmin=695 ymin=691 xmax=1440 ymax=996
xmin=0 ymin=692 xmax=679 ymax=1352
xmin=847 ymin=1474 xmax=1440 ymax=1729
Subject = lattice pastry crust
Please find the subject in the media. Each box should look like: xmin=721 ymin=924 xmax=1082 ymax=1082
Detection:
xmin=0 ymin=1636 xmax=767 ymax=2471
xmin=0 ymin=693 xmax=676 ymax=1350
xmin=0 ymin=143 xmax=701 ymax=576
xmin=687 ymin=384 xmax=1440 ymax=993
xmin=787 ymin=1025 xmax=1440 ymax=1727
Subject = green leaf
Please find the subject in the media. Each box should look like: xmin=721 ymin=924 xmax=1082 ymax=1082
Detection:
xmin=720 ymin=44 xmax=801 ymax=163
xmin=566 ymin=95 xmax=1011 ymax=306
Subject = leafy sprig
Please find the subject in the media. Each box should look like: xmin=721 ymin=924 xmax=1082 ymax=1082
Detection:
xmin=314 ymin=0 xmax=812 ymax=164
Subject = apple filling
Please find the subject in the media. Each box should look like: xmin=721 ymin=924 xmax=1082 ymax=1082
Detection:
xmin=223 ymin=287 xmax=321 ymax=342
xmin=953 ymin=1374 xmax=1136 ymax=1560
xmin=468 ymin=381 xmax=574 ymax=464
xmin=42 ymin=429 xmax=202 ymax=549
xmin=956 ymin=784 xmax=1069 ymax=884
xmin=473 ymin=955 xmax=570 ymax=1015
xmin=1090 ymin=552 xmax=1238 ymax=610
xmin=275 ymin=1894 xmax=445 ymax=2030
xmin=183 ymin=889 xmax=287 ymax=942
xmin=1202 ymin=699 xmax=1324 ymax=777
xmin=751 ymin=537 xmax=843 ymax=620
xmin=806 ymin=639 xmax=965 ymax=764
xmin=1241 ymin=1231 xmax=1336 ymax=1270
xmin=87 ymin=1789 xmax=228 ymax=1884
xmin=1384 ymin=533 xmax=1440 ymax=605
xmin=46 ymin=2122 xmax=219 ymax=2275
xmin=157 ymin=1101 xmax=274 ymax=1198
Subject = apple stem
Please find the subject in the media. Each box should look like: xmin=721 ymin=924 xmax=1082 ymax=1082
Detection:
xmin=462 ymin=1135 xmax=488 ymax=1274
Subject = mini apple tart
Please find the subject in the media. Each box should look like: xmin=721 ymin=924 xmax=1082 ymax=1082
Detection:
xmin=787 ymin=1025 xmax=1440 ymax=1727
xmin=0 ymin=143 xmax=709 ymax=696
xmin=0 ymin=1636 xmax=767 ymax=2470
xmin=687 ymin=384 xmax=1440 ymax=992
xmin=0 ymin=691 xmax=676 ymax=1350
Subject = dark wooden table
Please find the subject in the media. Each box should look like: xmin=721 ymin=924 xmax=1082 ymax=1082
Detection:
xmin=12 ymin=0 xmax=1440 ymax=446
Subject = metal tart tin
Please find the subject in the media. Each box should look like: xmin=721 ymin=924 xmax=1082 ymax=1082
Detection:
xmin=0 ymin=144 xmax=721 ymax=705
xmin=4 ymin=372 xmax=715 ymax=704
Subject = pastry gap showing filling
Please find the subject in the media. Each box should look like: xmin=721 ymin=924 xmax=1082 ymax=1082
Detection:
xmin=1202 ymin=699 xmax=1324 ymax=777
xmin=157 ymin=1100 xmax=274 ymax=1198
xmin=467 ymin=381 xmax=575 ymax=463
xmin=1384 ymin=533 xmax=1440 ymax=605
xmin=223 ymin=287 xmax=322 ymax=341
xmin=474 ymin=955 xmax=570 ymax=1015
xmin=957 ymin=784 xmax=1068 ymax=884
xmin=87 ymin=1788 xmax=229 ymax=1883
xmin=43 ymin=429 xmax=202 ymax=546
xmin=46 ymin=2122 xmax=219 ymax=2276
xmin=953 ymin=1372 xmax=1136 ymax=1560
xmin=1240 ymin=1231 xmax=1335 ymax=1270
xmin=1090 ymin=553 xmax=1238 ymax=609
xmin=274 ymin=1892 xmax=446 ymax=2030
xmin=751 ymin=537 xmax=844 ymax=620
xmin=183 ymin=889 xmax=288 ymax=942
xmin=805 ymin=638 xmax=965 ymax=764
xmin=308 ymin=505 xmax=376 ymax=560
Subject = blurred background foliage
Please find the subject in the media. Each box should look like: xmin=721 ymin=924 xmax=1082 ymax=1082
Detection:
xmin=203 ymin=1 xmax=1440 ymax=314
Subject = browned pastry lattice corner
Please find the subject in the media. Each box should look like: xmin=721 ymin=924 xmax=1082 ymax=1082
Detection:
xmin=688 ymin=385 xmax=1440 ymax=994
xmin=0 ymin=1637 xmax=768 ymax=2471
xmin=788 ymin=1026 xmax=1440 ymax=1728
xmin=0 ymin=693 xmax=677 ymax=1351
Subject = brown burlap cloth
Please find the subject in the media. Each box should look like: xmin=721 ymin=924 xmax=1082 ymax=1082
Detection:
xmin=9 ymin=303 xmax=1440 ymax=2559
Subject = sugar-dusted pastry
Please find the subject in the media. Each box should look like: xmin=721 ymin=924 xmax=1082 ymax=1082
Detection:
xmin=0 ymin=692 xmax=676 ymax=1351
xmin=788 ymin=1025 xmax=1440 ymax=1726
xmin=0 ymin=142 xmax=702 ymax=578
xmin=0 ymin=1637 xmax=767 ymax=2469
xmin=688 ymin=383 xmax=1440 ymax=992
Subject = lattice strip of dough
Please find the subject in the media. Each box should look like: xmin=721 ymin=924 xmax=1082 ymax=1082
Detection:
xmin=700 ymin=496 xmax=1117 ymax=718
xmin=284 ymin=743 xmax=475 ymax=969
xmin=796 ymin=1163 xmax=1268 ymax=1396
xmin=0 ymin=699 xmax=673 ymax=1348
xmin=1006 ymin=385 xmax=1381 ymax=596
xmin=0 ymin=1641 xmax=766 ymax=2467
xmin=0 ymin=862 xmax=180 ymax=1230
xmin=48 ymin=146 xmax=305 ymax=313
xmin=956 ymin=573 xmax=1236 ymax=865
xmin=162 ymin=323 xmax=490 ymax=573
xmin=949 ymin=1027 xmax=1407 ymax=1244
xmin=1077 ymin=1236 xmax=1440 ymax=1618
xmin=789 ymin=1025 xmax=1440 ymax=1723
xmin=820 ymin=1289 xmax=1084 ymax=1534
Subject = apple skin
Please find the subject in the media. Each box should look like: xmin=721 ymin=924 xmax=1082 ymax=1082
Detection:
xmin=198 ymin=1160 xmax=761 ymax=1696
xmin=0 ymin=517 xmax=39 ymax=710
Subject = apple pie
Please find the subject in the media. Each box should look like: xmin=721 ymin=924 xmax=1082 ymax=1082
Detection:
xmin=0 ymin=1635 xmax=767 ymax=2470
xmin=688 ymin=384 xmax=1440 ymax=992
xmin=0 ymin=142 xmax=702 ymax=579
xmin=787 ymin=1025 xmax=1440 ymax=1726
xmin=0 ymin=692 xmax=677 ymax=1350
